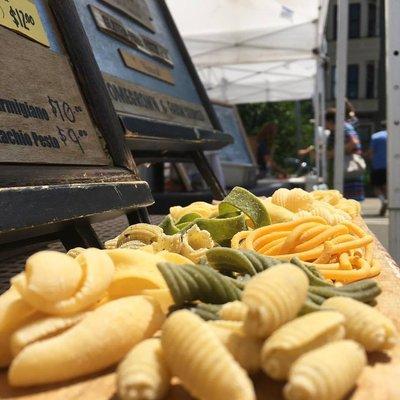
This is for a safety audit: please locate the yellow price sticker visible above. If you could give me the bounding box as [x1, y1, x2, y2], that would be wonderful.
[0, 0, 49, 47]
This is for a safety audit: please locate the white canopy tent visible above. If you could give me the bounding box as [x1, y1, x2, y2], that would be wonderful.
[166, 0, 329, 104]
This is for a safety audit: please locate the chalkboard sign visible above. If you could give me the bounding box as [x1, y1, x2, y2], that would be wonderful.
[0, 0, 153, 254]
[49, 0, 232, 199]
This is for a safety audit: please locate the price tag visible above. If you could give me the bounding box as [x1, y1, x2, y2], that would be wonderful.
[0, 0, 49, 47]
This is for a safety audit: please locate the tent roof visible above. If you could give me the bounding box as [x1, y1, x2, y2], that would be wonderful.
[166, 0, 328, 103]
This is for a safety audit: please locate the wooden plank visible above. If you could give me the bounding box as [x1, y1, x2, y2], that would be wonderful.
[0, 26, 109, 166]
[0, 218, 399, 399]
[119, 49, 174, 85]
[100, 0, 155, 32]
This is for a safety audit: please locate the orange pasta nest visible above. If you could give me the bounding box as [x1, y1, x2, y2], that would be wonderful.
[231, 216, 380, 283]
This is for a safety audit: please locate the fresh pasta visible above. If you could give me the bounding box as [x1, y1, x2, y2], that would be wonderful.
[261, 311, 345, 380]
[219, 301, 249, 322]
[208, 320, 263, 373]
[323, 296, 399, 351]
[284, 340, 367, 400]
[242, 264, 309, 338]
[117, 338, 170, 400]
[161, 310, 255, 400]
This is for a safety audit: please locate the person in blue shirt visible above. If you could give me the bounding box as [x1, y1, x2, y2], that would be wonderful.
[369, 129, 388, 216]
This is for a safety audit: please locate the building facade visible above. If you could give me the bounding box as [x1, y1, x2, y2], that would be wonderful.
[325, 0, 384, 141]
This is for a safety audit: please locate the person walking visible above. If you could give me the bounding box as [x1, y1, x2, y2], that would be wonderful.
[325, 108, 366, 201]
[369, 129, 388, 216]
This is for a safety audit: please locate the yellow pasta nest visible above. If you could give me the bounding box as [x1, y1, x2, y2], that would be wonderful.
[323, 297, 399, 351]
[117, 338, 170, 400]
[242, 264, 309, 338]
[284, 340, 367, 400]
[261, 311, 345, 380]
[161, 310, 255, 400]
[233, 217, 379, 283]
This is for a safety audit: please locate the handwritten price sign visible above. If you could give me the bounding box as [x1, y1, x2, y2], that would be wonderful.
[0, 0, 49, 46]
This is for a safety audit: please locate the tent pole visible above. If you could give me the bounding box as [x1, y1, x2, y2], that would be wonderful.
[319, 59, 328, 183]
[295, 100, 302, 150]
[313, 78, 321, 178]
[385, 0, 400, 263]
[334, 0, 348, 192]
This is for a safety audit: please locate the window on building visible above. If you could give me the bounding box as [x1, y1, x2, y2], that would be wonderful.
[332, 3, 361, 40]
[366, 62, 375, 98]
[347, 64, 359, 99]
[368, 2, 377, 37]
[349, 3, 361, 38]
[333, 5, 337, 40]
[331, 65, 336, 99]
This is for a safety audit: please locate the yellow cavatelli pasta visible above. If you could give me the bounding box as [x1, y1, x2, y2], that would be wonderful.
[271, 188, 290, 208]
[208, 320, 263, 373]
[117, 338, 170, 400]
[284, 340, 367, 400]
[12, 249, 115, 316]
[161, 310, 255, 400]
[242, 264, 309, 338]
[10, 313, 87, 356]
[9, 296, 164, 386]
[261, 311, 345, 380]
[323, 297, 399, 351]
[219, 301, 249, 321]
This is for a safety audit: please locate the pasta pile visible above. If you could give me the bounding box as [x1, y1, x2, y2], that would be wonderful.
[267, 188, 361, 224]
[232, 216, 380, 283]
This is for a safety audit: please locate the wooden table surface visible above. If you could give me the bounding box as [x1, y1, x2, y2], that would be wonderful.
[1, 219, 400, 400]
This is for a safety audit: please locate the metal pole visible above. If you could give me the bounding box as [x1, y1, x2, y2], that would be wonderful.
[319, 59, 328, 183]
[334, 0, 349, 192]
[295, 100, 302, 150]
[313, 79, 321, 178]
[385, 0, 400, 263]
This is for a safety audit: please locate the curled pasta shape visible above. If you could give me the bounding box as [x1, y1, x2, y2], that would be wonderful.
[180, 225, 215, 262]
[170, 201, 218, 221]
[208, 320, 263, 373]
[323, 296, 399, 351]
[12, 249, 115, 316]
[261, 311, 345, 380]
[284, 340, 367, 400]
[161, 310, 255, 400]
[219, 301, 249, 322]
[285, 188, 314, 212]
[242, 264, 309, 338]
[117, 338, 170, 400]
[117, 224, 164, 247]
[11, 312, 87, 356]
[157, 262, 241, 305]
[9, 296, 164, 387]
[66, 247, 85, 258]
[271, 188, 290, 207]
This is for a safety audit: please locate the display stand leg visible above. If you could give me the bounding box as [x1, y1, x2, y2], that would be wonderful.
[59, 221, 102, 250]
[191, 151, 226, 200]
[127, 208, 151, 225]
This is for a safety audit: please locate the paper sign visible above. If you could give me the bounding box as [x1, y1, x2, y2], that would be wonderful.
[0, 0, 49, 46]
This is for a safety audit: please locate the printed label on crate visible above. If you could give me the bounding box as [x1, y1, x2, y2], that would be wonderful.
[0, 0, 49, 46]
[0, 26, 110, 165]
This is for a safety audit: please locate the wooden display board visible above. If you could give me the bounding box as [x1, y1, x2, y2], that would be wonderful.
[48, 0, 232, 199]
[0, 0, 153, 257]
[0, 219, 399, 399]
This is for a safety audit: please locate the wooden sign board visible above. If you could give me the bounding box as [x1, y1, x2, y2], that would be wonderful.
[100, 0, 154, 32]
[119, 49, 174, 84]
[0, 26, 109, 166]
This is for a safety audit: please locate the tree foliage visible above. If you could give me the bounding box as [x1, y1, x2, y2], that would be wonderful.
[237, 100, 314, 167]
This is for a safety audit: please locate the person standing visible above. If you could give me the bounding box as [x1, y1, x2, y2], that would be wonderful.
[325, 108, 366, 201]
[369, 129, 388, 216]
